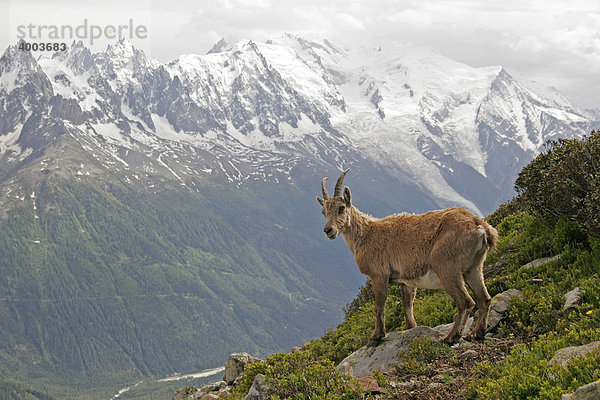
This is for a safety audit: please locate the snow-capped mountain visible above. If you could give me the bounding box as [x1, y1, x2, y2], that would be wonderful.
[0, 35, 596, 214]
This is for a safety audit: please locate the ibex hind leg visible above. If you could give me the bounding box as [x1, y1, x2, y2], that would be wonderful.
[464, 255, 491, 340]
[440, 276, 475, 345]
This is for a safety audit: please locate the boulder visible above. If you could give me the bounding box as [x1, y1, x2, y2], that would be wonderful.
[337, 326, 444, 377]
[562, 381, 600, 400]
[549, 341, 600, 370]
[564, 288, 582, 310]
[487, 289, 523, 331]
[224, 352, 255, 385]
[244, 373, 268, 400]
[522, 255, 561, 269]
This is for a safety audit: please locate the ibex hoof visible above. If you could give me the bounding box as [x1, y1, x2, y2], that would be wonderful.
[464, 329, 486, 342]
[367, 333, 384, 346]
[441, 335, 460, 345]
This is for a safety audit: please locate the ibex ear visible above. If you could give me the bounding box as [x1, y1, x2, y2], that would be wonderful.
[316, 196, 325, 206]
[343, 187, 351, 206]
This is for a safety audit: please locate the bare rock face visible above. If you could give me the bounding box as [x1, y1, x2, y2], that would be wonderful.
[244, 373, 268, 400]
[338, 326, 445, 377]
[224, 352, 256, 385]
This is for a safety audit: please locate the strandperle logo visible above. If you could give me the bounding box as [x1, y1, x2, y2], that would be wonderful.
[16, 19, 148, 45]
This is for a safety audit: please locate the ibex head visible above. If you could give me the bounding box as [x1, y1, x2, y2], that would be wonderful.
[316, 169, 352, 240]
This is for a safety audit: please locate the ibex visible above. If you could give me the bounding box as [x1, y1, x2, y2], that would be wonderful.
[317, 169, 497, 345]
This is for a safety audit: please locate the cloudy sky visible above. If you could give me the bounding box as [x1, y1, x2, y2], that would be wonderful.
[1, 0, 599, 108]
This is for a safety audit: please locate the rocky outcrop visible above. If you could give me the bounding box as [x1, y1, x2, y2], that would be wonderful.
[245, 373, 268, 400]
[224, 352, 257, 385]
[172, 381, 231, 400]
[173, 386, 201, 400]
[338, 326, 445, 377]
[338, 289, 521, 377]
[172, 352, 259, 400]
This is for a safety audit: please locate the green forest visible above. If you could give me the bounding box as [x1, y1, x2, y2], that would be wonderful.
[0, 175, 356, 399]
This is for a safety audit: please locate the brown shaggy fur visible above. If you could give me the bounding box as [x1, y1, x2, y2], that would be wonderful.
[317, 171, 498, 345]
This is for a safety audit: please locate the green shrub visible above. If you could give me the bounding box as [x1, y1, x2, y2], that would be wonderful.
[303, 304, 374, 364]
[486, 195, 525, 227]
[471, 324, 600, 400]
[228, 350, 365, 400]
[515, 131, 600, 237]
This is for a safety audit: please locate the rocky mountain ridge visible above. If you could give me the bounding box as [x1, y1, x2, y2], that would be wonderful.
[1, 35, 597, 214]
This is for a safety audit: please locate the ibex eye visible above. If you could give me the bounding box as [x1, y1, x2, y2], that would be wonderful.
[338, 206, 345, 214]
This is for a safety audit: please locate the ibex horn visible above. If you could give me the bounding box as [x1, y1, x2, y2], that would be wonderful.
[321, 177, 330, 199]
[334, 168, 350, 197]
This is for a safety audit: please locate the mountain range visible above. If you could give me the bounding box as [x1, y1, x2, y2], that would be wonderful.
[0, 34, 597, 398]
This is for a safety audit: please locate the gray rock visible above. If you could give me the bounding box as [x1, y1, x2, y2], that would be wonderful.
[491, 289, 523, 314]
[337, 288, 525, 378]
[245, 373, 268, 400]
[432, 317, 473, 337]
[486, 310, 503, 331]
[217, 386, 231, 397]
[562, 381, 600, 400]
[549, 341, 600, 370]
[564, 288, 582, 310]
[172, 386, 201, 400]
[200, 381, 227, 394]
[337, 326, 445, 377]
[487, 289, 523, 331]
[225, 352, 255, 385]
[522, 255, 561, 270]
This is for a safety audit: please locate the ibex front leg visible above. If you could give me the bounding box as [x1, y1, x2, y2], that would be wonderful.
[368, 276, 389, 346]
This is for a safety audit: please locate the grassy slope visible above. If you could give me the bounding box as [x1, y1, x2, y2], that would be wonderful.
[221, 210, 600, 400]
[222, 133, 600, 400]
